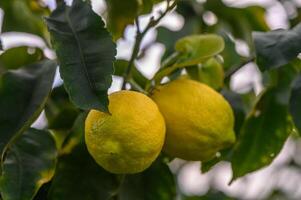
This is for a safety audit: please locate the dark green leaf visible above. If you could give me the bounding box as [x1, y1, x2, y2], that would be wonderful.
[222, 90, 247, 135]
[48, 114, 119, 200]
[253, 23, 301, 71]
[0, 0, 49, 39]
[46, 0, 116, 112]
[114, 59, 148, 88]
[0, 46, 43, 70]
[290, 74, 301, 133]
[0, 60, 56, 159]
[0, 128, 57, 200]
[230, 64, 296, 180]
[45, 86, 80, 131]
[119, 158, 176, 200]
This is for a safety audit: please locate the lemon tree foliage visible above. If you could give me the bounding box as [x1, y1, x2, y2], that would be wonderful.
[290, 75, 301, 133]
[0, 0, 49, 39]
[1, 0, 301, 200]
[0, 129, 57, 200]
[253, 23, 301, 71]
[0, 60, 56, 158]
[0, 46, 43, 70]
[46, 0, 116, 112]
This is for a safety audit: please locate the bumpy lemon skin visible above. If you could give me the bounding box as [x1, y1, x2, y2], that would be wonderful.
[85, 90, 166, 174]
[151, 79, 235, 161]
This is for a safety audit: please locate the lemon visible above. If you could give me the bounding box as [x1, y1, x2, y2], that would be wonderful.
[151, 79, 235, 161]
[85, 90, 165, 174]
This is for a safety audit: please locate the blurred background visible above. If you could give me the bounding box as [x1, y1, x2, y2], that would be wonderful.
[1, 0, 301, 199]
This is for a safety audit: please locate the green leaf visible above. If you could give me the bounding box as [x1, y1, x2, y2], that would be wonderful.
[0, 128, 57, 200]
[187, 58, 224, 90]
[48, 114, 119, 200]
[46, 0, 116, 112]
[0, 46, 43, 70]
[154, 34, 224, 83]
[156, 18, 200, 59]
[290, 74, 301, 133]
[230, 65, 296, 180]
[253, 23, 301, 71]
[114, 59, 148, 89]
[0, 0, 49, 39]
[222, 90, 247, 135]
[105, 0, 139, 40]
[220, 33, 244, 70]
[45, 86, 80, 131]
[0, 60, 56, 159]
[175, 34, 225, 68]
[119, 158, 176, 200]
[105, 0, 163, 40]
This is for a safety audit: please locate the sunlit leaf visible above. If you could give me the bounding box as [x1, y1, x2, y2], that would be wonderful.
[0, 60, 56, 159]
[175, 34, 225, 68]
[0, 128, 57, 200]
[46, 0, 116, 112]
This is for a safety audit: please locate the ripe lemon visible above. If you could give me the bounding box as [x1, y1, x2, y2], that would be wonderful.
[151, 79, 235, 161]
[85, 90, 166, 174]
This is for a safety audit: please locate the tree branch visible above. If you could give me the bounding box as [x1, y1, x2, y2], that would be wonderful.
[121, 1, 178, 89]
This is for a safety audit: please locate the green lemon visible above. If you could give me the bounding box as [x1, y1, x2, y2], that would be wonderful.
[151, 78, 235, 161]
[85, 90, 166, 174]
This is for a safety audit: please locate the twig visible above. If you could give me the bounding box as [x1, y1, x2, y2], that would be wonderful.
[121, 0, 178, 89]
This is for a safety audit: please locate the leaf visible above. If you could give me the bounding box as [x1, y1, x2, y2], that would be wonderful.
[221, 90, 247, 135]
[156, 18, 200, 59]
[290, 74, 301, 133]
[0, 46, 43, 70]
[0, 60, 56, 159]
[119, 158, 176, 200]
[0, 128, 57, 200]
[46, 0, 116, 112]
[253, 23, 301, 71]
[230, 64, 296, 180]
[154, 34, 224, 83]
[220, 33, 244, 70]
[0, 0, 49, 39]
[175, 34, 225, 68]
[186, 58, 224, 90]
[114, 59, 148, 88]
[105, 0, 163, 40]
[105, 0, 139, 40]
[45, 86, 80, 131]
[48, 114, 119, 200]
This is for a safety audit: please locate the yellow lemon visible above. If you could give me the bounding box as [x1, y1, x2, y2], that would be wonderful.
[85, 90, 165, 174]
[151, 79, 235, 161]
